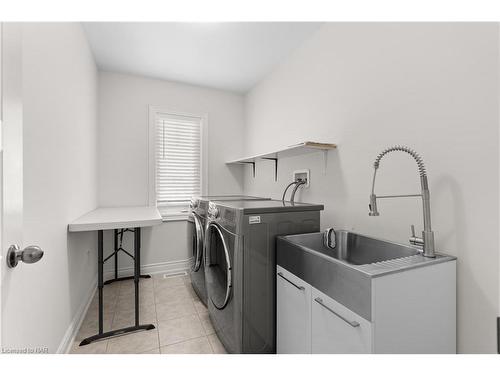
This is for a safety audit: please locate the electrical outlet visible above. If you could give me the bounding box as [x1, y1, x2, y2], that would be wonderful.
[293, 169, 310, 187]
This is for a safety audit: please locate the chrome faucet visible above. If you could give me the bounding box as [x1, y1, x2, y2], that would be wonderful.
[368, 145, 436, 258]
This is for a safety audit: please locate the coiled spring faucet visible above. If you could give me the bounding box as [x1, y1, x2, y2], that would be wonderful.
[369, 145, 435, 258]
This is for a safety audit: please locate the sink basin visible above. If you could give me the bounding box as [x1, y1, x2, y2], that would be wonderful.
[277, 230, 455, 321]
[285, 230, 421, 265]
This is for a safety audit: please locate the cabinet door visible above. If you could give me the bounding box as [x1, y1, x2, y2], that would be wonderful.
[311, 288, 372, 354]
[276, 266, 311, 353]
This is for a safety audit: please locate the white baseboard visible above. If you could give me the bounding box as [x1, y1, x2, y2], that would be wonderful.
[104, 258, 193, 280]
[57, 276, 97, 354]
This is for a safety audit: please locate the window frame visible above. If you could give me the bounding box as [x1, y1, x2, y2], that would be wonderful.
[148, 106, 208, 221]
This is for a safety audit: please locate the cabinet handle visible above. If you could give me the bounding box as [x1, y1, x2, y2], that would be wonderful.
[277, 272, 305, 291]
[314, 297, 360, 327]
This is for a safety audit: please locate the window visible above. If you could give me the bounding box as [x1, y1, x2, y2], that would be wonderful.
[149, 108, 206, 219]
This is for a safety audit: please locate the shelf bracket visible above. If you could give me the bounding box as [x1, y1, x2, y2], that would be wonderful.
[240, 161, 256, 177]
[323, 150, 328, 175]
[262, 157, 278, 181]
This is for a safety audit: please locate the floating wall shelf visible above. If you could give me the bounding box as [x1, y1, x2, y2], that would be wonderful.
[226, 141, 337, 180]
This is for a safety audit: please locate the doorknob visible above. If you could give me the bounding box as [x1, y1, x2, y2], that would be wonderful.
[6, 244, 44, 268]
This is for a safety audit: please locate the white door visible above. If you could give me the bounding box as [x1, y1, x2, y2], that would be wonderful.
[311, 287, 372, 354]
[1, 23, 43, 352]
[276, 266, 311, 354]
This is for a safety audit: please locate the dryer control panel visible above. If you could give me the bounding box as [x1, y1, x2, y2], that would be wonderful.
[207, 201, 219, 219]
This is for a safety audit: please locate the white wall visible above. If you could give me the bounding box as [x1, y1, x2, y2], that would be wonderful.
[98, 72, 244, 273]
[242, 23, 499, 353]
[2, 23, 98, 353]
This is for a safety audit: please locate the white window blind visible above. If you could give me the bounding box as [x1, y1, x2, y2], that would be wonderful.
[156, 112, 202, 210]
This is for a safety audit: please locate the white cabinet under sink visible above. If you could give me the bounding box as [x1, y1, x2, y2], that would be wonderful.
[276, 262, 456, 354]
[276, 267, 311, 353]
[311, 288, 372, 353]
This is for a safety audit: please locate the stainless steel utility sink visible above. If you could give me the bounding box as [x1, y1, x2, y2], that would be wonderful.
[285, 230, 421, 265]
[276, 230, 455, 321]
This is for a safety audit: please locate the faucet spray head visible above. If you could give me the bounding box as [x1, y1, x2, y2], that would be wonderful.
[369, 194, 379, 216]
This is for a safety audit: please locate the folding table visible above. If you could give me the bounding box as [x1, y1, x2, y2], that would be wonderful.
[68, 206, 162, 346]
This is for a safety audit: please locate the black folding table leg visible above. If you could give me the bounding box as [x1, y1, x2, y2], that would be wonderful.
[98, 230, 104, 335]
[104, 274, 151, 284]
[79, 227, 155, 347]
[114, 229, 118, 280]
[103, 227, 151, 285]
[134, 227, 140, 326]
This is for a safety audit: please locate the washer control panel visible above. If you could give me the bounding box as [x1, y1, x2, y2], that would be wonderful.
[189, 197, 199, 210]
[207, 202, 220, 219]
[207, 202, 237, 233]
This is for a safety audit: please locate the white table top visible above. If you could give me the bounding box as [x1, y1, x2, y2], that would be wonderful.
[68, 206, 163, 232]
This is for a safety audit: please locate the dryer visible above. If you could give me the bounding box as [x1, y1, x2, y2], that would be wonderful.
[187, 195, 269, 305]
[204, 199, 323, 353]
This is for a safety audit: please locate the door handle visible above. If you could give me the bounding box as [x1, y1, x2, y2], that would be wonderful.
[277, 272, 305, 290]
[7, 244, 44, 268]
[314, 297, 360, 327]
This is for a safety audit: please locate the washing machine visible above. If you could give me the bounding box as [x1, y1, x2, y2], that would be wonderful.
[187, 195, 269, 305]
[204, 199, 323, 353]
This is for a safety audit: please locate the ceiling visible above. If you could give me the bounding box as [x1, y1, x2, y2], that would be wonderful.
[82, 22, 322, 93]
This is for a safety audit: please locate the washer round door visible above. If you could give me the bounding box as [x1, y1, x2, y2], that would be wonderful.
[191, 214, 204, 272]
[205, 222, 232, 310]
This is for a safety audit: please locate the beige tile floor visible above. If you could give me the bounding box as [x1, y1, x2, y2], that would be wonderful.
[70, 274, 227, 354]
